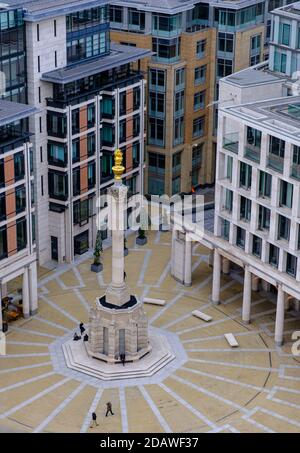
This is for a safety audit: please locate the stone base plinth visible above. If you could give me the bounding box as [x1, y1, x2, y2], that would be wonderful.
[62, 331, 175, 381]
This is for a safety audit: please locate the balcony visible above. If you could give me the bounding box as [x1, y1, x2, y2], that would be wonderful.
[223, 133, 239, 154]
[244, 144, 261, 163]
[291, 163, 300, 181]
[267, 153, 284, 173]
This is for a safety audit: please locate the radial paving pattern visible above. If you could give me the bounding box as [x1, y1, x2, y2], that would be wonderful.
[0, 231, 300, 433]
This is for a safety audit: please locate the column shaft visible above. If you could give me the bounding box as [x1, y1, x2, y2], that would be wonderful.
[29, 262, 38, 315]
[275, 286, 285, 346]
[242, 267, 251, 324]
[184, 237, 192, 286]
[22, 267, 30, 318]
[212, 249, 221, 305]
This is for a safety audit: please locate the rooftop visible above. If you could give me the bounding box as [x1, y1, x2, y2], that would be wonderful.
[271, 1, 300, 19]
[221, 62, 287, 88]
[41, 43, 152, 85]
[223, 95, 300, 142]
[0, 100, 39, 126]
[2, 0, 109, 21]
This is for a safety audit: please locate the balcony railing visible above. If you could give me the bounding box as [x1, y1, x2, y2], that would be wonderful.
[267, 153, 284, 173]
[291, 163, 300, 180]
[223, 133, 239, 154]
[244, 144, 261, 163]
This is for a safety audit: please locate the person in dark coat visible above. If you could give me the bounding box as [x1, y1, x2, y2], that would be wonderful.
[83, 333, 89, 342]
[73, 332, 81, 341]
[105, 401, 114, 417]
[79, 322, 85, 336]
[90, 412, 99, 428]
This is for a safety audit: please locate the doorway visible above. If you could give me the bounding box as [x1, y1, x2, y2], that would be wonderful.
[51, 236, 58, 261]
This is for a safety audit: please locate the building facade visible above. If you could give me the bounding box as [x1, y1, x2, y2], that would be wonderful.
[171, 1, 300, 347]
[109, 0, 290, 196]
[2, 0, 150, 265]
[0, 100, 39, 331]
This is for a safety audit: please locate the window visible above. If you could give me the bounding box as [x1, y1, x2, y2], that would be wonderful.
[279, 180, 293, 208]
[192, 144, 203, 169]
[274, 49, 287, 73]
[196, 39, 206, 57]
[149, 152, 165, 174]
[221, 218, 230, 240]
[240, 196, 251, 222]
[286, 253, 297, 277]
[37, 55, 40, 72]
[110, 5, 123, 23]
[236, 226, 246, 249]
[218, 33, 234, 52]
[87, 133, 95, 156]
[152, 37, 181, 62]
[133, 87, 140, 110]
[175, 68, 185, 87]
[279, 23, 290, 46]
[259, 171, 272, 198]
[149, 69, 165, 89]
[149, 91, 165, 115]
[258, 205, 270, 230]
[247, 126, 261, 148]
[37, 24, 40, 41]
[72, 109, 79, 135]
[194, 65, 206, 85]
[48, 171, 68, 200]
[16, 217, 27, 251]
[54, 19, 57, 37]
[0, 226, 7, 260]
[101, 152, 114, 179]
[153, 13, 181, 35]
[226, 155, 233, 181]
[250, 54, 260, 66]
[252, 235, 262, 257]
[67, 30, 108, 63]
[54, 50, 57, 67]
[38, 86, 41, 103]
[39, 116, 42, 133]
[133, 115, 140, 137]
[217, 58, 232, 78]
[193, 117, 204, 138]
[239, 162, 252, 189]
[269, 244, 279, 267]
[174, 117, 184, 145]
[224, 188, 233, 212]
[132, 142, 140, 168]
[128, 8, 145, 30]
[41, 175, 44, 196]
[149, 118, 164, 146]
[269, 136, 285, 158]
[194, 91, 205, 111]
[47, 112, 67, 138]
[278, 214, 290, 241]
[73, 198, 93, 225]
[0, 193, 5, 221]
[48, 142, 67, 167]
[87, 104, 95, 128]
[174, 90, 184, 113]
[88, 162, 96, 188]
[119, 119, 126, 143]
[14, 152, 24, 181]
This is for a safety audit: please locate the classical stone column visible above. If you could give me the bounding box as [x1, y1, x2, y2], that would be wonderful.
[29, 262, 38, 315]
[184, 236, 192, 286]
[222, 257, 230, 275]
[22, 267, 30, 318]
[212, 249, 221, 305]
[242, 267, 251, 324]
[251, 275, 260, 292]
[275, 286, 285, 346]
[208, 249, 214, 267]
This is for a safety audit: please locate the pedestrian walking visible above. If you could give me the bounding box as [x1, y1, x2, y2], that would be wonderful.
[79, 322, 85, 336]
[90, 412, 99, 428]
[105, 401, 114, 417]
[124, 271, 127, 281]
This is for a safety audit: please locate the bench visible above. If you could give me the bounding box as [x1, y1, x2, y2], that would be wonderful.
[143, 297, 166, 306]
[224, 333, 239, 348]
[192, 310, 212, 322]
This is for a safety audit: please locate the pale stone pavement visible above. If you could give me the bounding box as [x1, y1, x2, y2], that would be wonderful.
[0, 231, 300, 433]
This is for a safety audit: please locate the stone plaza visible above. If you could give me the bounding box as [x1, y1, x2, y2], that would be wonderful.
[0, 230, 300, 433]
